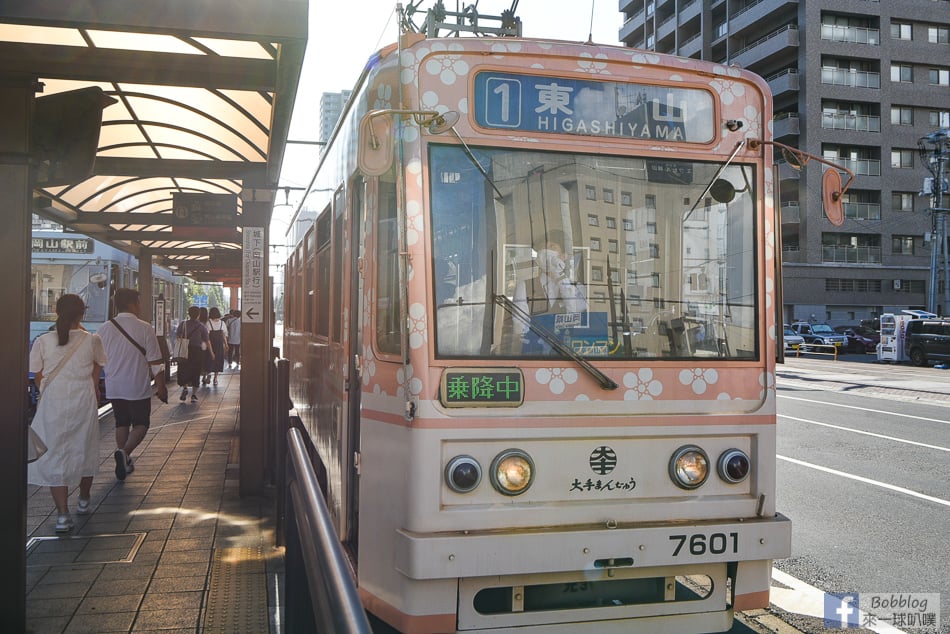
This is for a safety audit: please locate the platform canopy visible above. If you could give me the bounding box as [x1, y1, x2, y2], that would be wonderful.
[0, 0, 307, 283]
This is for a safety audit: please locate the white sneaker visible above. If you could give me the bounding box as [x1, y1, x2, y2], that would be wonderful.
[76, 498, 90, 515]
[55, 514, 73, 533]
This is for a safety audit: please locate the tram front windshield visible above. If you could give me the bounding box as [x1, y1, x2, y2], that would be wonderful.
[429, 145, 758, 360]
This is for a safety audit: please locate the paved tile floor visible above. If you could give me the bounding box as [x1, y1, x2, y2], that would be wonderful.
[25, 368, 283, 633]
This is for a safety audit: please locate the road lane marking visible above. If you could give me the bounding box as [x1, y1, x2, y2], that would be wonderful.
[777, 455, 950, 508]
[771, 568, 907, 634]
[778, 394, 950, 424]
[779, 415, 950, 452]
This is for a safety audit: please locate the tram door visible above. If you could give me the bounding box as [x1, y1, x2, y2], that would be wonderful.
[343, 178, 365, 550]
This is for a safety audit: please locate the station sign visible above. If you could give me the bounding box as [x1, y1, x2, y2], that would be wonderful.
[242, 227, 265, 323]
[172, 193, 239, 240]
[31, 236, 94, 253]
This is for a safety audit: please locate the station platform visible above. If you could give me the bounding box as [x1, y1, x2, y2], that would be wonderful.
[24, 367, 283, 633]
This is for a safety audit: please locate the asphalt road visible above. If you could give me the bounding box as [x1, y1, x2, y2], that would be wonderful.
[771, 354, 950, 633]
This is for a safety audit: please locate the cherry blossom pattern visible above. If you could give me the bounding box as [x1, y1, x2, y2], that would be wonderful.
[405, 198, 423, 247]
[759, 370, 775, 400]
[373, 83, 393, 111]
[396, 363, 424, 402]
[361, 343, 377, 387]
[489, 41, 522, 56]
[423, 42, 470, 86]
[577, 52, 610, 75]
[742, 104, 762, 140]
[710, 66, 746, 106]
[622, 369, 663, 400]
[679, 368, 719, 395]
[535, 367, 578, 395]
[408, 302, 427, 349]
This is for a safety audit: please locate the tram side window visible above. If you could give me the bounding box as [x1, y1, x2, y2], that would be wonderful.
[331, 189, 345, 342]
[315, 212, 331, 337]
[376, 180, 402, 354]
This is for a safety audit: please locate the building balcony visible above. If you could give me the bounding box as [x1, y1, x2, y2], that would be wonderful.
[834, 158, 881, 177]
[842, 202, 881, 221]
[820, 113, 881, 133]
[680, 32, 702, 57]
[820, 24, 880, 46]
[822, 245, 882, 264]
[678, 0, 701, 26]
[767, 69, 799, 96]
[619, 9, 646, 43]
[732, 25, 799, 69]
[730, 0, 799, 37]
[820, 68, 881, 89]
[773, 113, 800, 138]
[781, 245, 802, 262]
[657, 14, 677, 41]
[781, 202, 800, 224]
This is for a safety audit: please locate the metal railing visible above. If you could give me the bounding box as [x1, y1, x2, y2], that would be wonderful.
[284, 424, 373, 633]
[275, 355, 371, 634]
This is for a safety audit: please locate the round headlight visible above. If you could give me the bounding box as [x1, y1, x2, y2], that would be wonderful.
[490, 449, 534, 496]
[444, 455, 482, 493]
[718, 449, 751, 484]
[669, 445, 709, 489]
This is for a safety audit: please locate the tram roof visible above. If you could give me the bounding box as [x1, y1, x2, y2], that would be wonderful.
[0, 0, 307, 283]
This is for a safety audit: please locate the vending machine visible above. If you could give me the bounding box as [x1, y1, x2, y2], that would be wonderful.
[877, 310, 936, 362]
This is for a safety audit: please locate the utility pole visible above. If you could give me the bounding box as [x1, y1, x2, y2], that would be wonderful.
[920, 129, 950, 316]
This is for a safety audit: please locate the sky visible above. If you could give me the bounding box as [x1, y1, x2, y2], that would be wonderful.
[272, 0, 625, 238]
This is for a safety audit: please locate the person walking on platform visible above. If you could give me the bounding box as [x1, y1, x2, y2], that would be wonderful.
[227, 309, 241, 369]
[177, 306, 210, 403]
[206, 307, 229, 385]
[28, 294, 107, 532]
[97, 288, 168, 481]
[198, 306, 212, 385]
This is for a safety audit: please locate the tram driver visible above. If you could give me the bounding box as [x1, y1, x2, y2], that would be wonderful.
[513, 234, 588, 354]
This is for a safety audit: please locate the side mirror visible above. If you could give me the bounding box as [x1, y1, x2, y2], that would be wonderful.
[358, 112, 395, 176]
[822, 168, 845, 227]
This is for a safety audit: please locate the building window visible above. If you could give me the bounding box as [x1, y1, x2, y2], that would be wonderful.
[651, 272, 661, 287]
[623, 219, 634, 231]
[821, 233, 882, 263]
[929, 27, 949, 44]
[890, 150, 914, 169]
[621, 191, 632, 206]
[931, 110, 950, 127]
[625, 241, 636, 256]
[890, 64, 913, 83]
[649, 243, 660, 259]
[892, 235, 915, 255]
[892, 192, 914, 212]
[608, 239, 619, 254]
[647, 222, 657, 234]
[606, 217, 617, 229]
[645, 194, 656, 209]
[928, 68, 950, 86]
[591, 266, 604, 282]
[603, 189, 614, 204]
[590, 237, 601, 251]
[890, 106, 914, 126]
[890, 23, 912, 40]
[588, 213, 599, 226]
[585, 185, 596, 200]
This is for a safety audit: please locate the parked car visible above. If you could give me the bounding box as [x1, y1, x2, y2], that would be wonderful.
[833, 325, 880, 354]
[783, 325, 805, 351]
[789, 322, 848, 350]
[905, 319, 950, 366]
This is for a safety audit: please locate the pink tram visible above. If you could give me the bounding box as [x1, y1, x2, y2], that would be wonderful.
[283, 11, 799, 634]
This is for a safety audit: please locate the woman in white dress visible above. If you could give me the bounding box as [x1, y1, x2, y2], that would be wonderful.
[28, 294, 107, 533]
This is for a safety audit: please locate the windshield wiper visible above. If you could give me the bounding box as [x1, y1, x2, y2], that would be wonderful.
[493, 294, 617, 390]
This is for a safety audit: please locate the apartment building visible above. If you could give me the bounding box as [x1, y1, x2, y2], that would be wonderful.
[319, 90, 352, 148]
[619, 0, 950, 325]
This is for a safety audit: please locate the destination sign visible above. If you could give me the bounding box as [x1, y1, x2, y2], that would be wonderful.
[473, 72, 713, 143]
[31, 237, 94, 254]
[441, 369, 524, 408]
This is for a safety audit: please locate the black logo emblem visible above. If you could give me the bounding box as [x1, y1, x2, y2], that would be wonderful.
[589, 446, 617, 475]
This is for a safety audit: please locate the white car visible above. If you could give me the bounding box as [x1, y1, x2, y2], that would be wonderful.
[783, 325, 805, 351]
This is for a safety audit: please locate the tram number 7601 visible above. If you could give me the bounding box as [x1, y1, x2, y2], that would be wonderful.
[669, 532, 739, 557]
